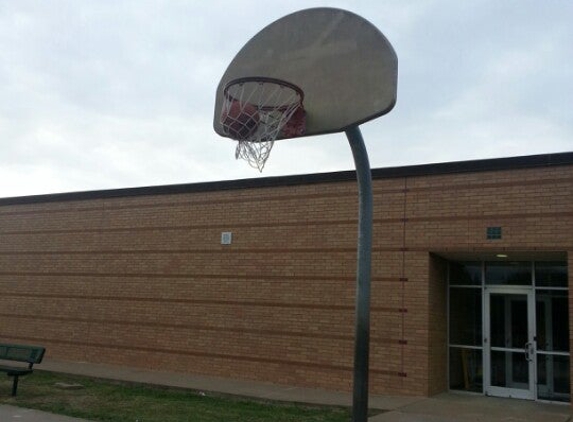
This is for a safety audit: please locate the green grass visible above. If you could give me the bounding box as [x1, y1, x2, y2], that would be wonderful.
[0, 371, 351, 421]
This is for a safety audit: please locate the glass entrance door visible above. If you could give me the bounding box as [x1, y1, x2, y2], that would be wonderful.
[484, 287, 535, 399]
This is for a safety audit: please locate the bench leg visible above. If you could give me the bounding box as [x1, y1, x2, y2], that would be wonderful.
[11, 375, 19, 396]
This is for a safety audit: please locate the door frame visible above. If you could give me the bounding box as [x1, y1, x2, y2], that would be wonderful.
[483, 286, 536, 400]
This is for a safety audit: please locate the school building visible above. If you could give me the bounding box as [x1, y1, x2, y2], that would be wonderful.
[0, 151, 571, 403]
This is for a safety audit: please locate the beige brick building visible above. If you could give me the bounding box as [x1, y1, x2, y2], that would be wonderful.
[0, 152, 571, 403]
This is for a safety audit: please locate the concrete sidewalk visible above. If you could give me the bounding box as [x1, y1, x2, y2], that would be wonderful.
[0, 404, 90, 421]
[368, 393, 571, 421]
[2, 359, 570, 422]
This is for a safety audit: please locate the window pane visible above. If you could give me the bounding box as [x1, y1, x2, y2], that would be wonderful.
[449, 347, 483, 393]
[537, 354, 570, 402]
[535, 262, 568, 288]
[490, 350, 529, 389]
[449, 287, 482, 346]
[449, 262, 481, 286]
[490, 294, 528, 349]
[485, 262, 531, 285]
[536, 290, 570, 353]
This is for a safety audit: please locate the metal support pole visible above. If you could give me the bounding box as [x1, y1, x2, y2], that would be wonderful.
[345, 125, 373, 422]
[11, 375, 19, 396]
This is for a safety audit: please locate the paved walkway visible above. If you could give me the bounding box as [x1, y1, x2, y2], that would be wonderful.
[0, 404, 89, 421]
[1, 359, 570, 421]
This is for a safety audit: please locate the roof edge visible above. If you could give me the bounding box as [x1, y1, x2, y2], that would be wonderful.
[371, 151, 573, 178]
[1, 151, 571, 206]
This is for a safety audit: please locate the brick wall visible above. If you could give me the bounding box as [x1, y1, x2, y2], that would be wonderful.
[428, 254, 448, 395]
[0, 155, 571, 397]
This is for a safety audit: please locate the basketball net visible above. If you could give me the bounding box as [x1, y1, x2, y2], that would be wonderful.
[220, 77, 305, 172]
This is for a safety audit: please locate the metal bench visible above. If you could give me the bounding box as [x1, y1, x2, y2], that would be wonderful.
[0, 343, 46, 396]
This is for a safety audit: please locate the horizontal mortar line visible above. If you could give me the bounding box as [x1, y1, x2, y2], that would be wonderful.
[402, 210, 572, 223]
[428, 245, 573, 253]
[387, 244, 569, 254]
[0, 219, 361, 235]
[0, 248, 361, 255]
[372, 188, 410, 195]
[405, 176, 573, 193]
[0, 191, 360, 217]
[2, 208, 570, 237]
[0, 271, 401, 283]
[0, 271, 356, 282]
[0, 293, 403, 313]
[0, 206, 105, 217]
[0, 246, 409, 255]
[4, 334, 403, 377]
[0, 313, 403, 344]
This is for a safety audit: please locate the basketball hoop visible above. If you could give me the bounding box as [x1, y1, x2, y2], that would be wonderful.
[214, 10, 398, 421]
[220, 77, 305, 171]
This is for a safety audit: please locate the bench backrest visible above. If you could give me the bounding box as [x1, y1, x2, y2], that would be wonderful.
[0, 344, 45, 364]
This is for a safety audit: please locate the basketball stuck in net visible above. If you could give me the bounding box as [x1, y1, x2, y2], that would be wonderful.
[220, 77, 305, 171]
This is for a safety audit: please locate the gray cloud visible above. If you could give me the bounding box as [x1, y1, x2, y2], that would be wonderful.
[0, 0, 571, 198]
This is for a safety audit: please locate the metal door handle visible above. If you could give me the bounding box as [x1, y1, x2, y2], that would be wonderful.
[524, 342, 533, 362]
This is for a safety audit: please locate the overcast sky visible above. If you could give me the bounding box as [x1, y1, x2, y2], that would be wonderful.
[1, 0, 572, 198]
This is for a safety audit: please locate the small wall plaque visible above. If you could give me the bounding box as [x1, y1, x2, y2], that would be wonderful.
[221, 232, 232, 245]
